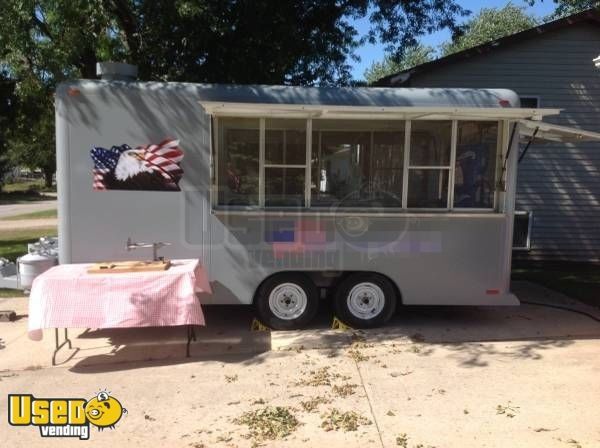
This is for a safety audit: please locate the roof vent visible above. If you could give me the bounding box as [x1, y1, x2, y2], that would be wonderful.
[594, 55, 600, 68]
[96, 62, 138, 81]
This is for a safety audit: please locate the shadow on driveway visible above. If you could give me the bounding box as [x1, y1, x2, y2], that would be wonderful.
[60, 281, 600, 373]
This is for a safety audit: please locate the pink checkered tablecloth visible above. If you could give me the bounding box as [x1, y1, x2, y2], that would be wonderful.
[28, 259, 211, 341]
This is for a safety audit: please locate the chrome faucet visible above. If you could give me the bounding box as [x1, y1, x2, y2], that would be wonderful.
[126, 237, 171, 261]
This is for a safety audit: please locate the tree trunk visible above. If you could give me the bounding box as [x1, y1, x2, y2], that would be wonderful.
[43, 168, 54, 188]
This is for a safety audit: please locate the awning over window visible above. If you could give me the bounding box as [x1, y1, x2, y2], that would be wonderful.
[199, 101, 560, 121]
[519, 119, 600, 142]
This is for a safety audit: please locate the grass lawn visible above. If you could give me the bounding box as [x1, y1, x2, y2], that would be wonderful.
[513, 264, 600, 308]
[0, 190, 52, 205]
[0, 288, 25, 298]
[1, 209, 57, 221]
[0, 227, 57, 262]
[0, 180, 56, 204]
[0, 227, 56, 298]
[3, 180, 45, 193]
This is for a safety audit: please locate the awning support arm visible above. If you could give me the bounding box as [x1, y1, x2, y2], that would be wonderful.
[518, 126, 539, 163]
[503, 122, 517, 170]
[499, 123, 518, 192]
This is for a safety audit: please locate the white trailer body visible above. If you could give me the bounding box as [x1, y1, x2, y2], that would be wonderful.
[55, 81, 600, 328]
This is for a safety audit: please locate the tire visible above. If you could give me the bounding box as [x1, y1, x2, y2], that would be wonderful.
[254, 273, 319, 330]
[333, 272, 397, 329]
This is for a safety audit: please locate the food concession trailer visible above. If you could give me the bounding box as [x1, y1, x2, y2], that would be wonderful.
[55, 80, 600, 329]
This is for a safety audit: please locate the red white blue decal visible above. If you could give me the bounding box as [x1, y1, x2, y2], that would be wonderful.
[91, 139, 184, 191]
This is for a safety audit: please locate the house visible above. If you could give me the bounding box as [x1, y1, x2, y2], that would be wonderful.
[376, 8, 600, 263]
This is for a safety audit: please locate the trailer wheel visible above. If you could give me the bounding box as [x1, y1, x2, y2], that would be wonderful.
[254, 273, 319, 330]
[333, 273, 397, 329]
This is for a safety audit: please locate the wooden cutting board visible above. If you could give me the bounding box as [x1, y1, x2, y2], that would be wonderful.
[87, 260, 171, 274]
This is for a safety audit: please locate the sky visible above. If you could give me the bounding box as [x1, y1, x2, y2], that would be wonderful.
[350, 0, 558, 80]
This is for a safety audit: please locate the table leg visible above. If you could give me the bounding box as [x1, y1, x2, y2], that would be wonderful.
[65, 328, 72, 349]
[52, 328, 72, 366]
[186, 325, 197, 357]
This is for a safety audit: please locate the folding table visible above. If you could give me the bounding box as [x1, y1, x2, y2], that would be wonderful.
[28, 259, 211, 364]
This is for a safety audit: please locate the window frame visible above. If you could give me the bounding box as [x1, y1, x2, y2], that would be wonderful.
[451, 120, 502, 212]
[213, 116, 261, 209]
[212, 116, 503, 213]
[261, 118, 310, 208]
[310, 121, 406, 209]
[519, 96, 540, 109]
[404, 120, 455, 211]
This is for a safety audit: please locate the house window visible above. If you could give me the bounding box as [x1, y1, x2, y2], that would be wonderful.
[311, 120, 405, 208]
[217, 117, 260, 206]
[453, 121, 499, 209]
[407, 121, 452, 208]
[519, 97, 539, 108]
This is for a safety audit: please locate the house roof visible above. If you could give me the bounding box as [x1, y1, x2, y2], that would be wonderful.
[375, 8, 600, 87]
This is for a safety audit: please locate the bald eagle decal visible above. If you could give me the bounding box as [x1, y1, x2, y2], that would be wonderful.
[91, 139, 184, 191]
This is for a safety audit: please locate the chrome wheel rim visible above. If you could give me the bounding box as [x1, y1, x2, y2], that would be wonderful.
[268, 283, 308, 320]
[347, 282, 385, 319]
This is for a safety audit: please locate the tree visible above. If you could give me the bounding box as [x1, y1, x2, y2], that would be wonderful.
[364, 4, 536, 84]
[531, 0, 600, 18]
[1, 1, 115, 186]
[441, 3, 537, 56]
[0, 1, 468, 185]
[364, 45, 435, 85]
[0, 1, 472, 86]
[7, 86, 56, 188]
[0, 73, 16, 191]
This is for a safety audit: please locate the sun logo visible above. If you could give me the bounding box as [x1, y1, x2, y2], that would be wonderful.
[84, 390, 127, 431]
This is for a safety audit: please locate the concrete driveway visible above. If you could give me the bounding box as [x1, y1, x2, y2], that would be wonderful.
[0, 199, 56, 219]
[1, 281, 599, 447]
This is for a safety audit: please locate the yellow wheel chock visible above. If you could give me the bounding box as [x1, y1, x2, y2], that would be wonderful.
[251, 318, 271, 332]
[331, 316, 353, 331]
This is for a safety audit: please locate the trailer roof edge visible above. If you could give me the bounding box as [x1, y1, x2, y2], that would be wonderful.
[56, 81, 524, 110]
[198, 102, 560, 121]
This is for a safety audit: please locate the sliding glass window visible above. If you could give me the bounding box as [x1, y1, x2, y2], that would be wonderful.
[214, 116, 500, 211]
[407, 121, 452, 208]
[217, 117, 260, 206]
[311, 120, 405, 208]
[453, 121, 499, 209]
[264, 119, 307, 207]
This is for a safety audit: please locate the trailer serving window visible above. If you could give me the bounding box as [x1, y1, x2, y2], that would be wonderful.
[214, 117, 503, 212]
[454, 121, 499, 209]
[407, 121, 452, 208]
[311, 120, 405, 208]
[264, 119, 307, 207]
[217, 117, 260, 206]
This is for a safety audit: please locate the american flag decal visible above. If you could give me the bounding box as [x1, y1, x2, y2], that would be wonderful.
[138, 139, 184, 186]
[91, 139, 185, 191]
[91, 144, 125, 190]
[266, 219, 333, 259]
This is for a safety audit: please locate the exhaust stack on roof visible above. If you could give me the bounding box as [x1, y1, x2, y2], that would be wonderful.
[96, 62, 138, 81]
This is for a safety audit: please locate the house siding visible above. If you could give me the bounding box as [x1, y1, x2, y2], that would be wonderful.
[404, 22, 600, 262]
